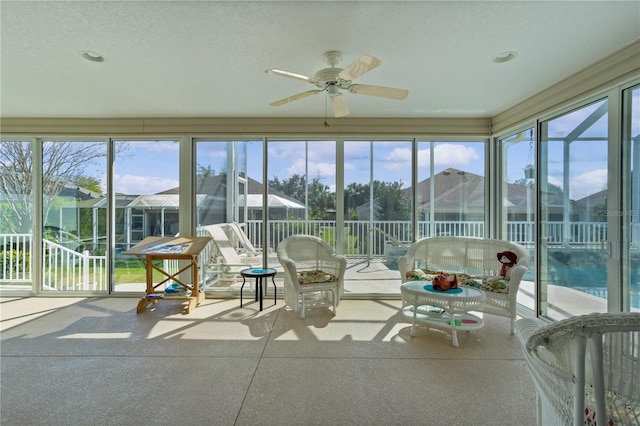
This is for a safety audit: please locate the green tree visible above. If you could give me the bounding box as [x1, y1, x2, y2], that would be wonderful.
[0, 141, 125, 234]
[344, 182, 369, 217]
[196, 164, 216, 180]
[73, 176, 102, 194]
[592, 196, 608, 222]
[373, 181, 411, 220]
[307, 177, 335, 219]
[269, 174, 307, 201]
[513, 177, 534, 188]
[269, 173, 336, 220]
[344, 180, 410, 221]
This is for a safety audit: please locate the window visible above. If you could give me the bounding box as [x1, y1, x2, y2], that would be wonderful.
[416, 140, 486, 238]
[622, 84, 640, 311]
[0, 140, 33, 289]
[41, 140, 107, 292]
[539, 99, 609, 319]
[499, 129, 536, 312]
[112, 140, 179, 293]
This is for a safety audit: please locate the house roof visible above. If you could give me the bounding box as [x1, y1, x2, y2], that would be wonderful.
[239, 194, 305, 210]
[413, 168, 586, 214]
[161, 174, 305, 207]
[414, 168, 486, 212]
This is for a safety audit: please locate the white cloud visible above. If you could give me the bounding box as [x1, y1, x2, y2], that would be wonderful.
[432, 143, 480, 166]
[115, 174, 179, 195]
[127, 140, 180, 153]
[571, 169, 607, 199]
[341, 143, 482, 180]
[286, 158, 336, 182]
[383, 147, 412, 170]
[546, 168, 607, 199]
[547, 175, 563, 189]
[285, 158, 306, 176]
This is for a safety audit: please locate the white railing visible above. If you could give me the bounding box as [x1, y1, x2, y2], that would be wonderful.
[244, 220, 611, 254]
[42, 240, 108, 291]
[0, 220, 623, 290]
[1, 233, 31, 282]
[1, 234, 108, 290]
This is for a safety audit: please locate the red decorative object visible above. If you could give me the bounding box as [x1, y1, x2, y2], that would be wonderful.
[432, 272, 458, 291]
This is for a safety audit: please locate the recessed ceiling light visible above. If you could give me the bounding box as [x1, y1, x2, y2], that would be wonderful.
[492, 51, 517, 63]
[80, 51, 106, 63]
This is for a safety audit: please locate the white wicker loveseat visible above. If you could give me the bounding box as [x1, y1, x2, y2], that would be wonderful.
[398, 236, 531, 334]
[516, 313, 640, 426]
[276, 235, 347, 319]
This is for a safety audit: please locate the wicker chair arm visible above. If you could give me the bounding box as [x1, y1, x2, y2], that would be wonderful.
[525, 312, 640, 352]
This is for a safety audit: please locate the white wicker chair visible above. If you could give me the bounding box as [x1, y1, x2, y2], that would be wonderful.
[276, 235, 346, 319]
[516, 312, 640, 426]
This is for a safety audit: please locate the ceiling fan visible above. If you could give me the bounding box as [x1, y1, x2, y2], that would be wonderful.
[265, 51, 409, 117]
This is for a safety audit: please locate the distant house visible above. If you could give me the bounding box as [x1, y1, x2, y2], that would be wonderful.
[411, 167, 591, 222]
[413, 168, 486, 221]
[49, 174, 305, 249]
[576, 190, 607, 221]
[160, 174, 305, 224]
[46, 170, 604, 249]
[345, 167, 596, 223]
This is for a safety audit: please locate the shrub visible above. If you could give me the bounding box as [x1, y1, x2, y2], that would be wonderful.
[1, 249, 30, 278]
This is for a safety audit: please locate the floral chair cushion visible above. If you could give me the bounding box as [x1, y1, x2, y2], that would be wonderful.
[297, 269, 338, 285]
[406, 268, 510, 294]
[462, 278, 509, 294]
[584, 385, 639, 425]
[405, 269, 436, 281]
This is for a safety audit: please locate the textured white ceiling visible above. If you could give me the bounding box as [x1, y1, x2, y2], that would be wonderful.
[1, 1, 639, 119]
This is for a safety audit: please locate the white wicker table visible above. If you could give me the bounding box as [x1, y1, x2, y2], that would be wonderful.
[400, 281, 486, 347]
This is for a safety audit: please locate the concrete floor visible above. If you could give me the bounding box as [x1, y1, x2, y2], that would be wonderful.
[1, 296, 536, 426]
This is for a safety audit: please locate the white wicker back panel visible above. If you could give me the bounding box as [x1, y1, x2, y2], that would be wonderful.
[277, 235, 342, 276]
[408, 237, 530, 274]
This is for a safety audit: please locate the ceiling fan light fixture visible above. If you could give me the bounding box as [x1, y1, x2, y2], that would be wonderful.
[327, 84, 340, 96]
[492, 51, 517, 63]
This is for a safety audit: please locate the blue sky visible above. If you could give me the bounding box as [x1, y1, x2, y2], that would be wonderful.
[112, 137, 600, 200]
[108, 89, 638, 200]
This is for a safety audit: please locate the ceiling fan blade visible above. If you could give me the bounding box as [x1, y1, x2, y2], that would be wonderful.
[338, 55, 382, 81]
[265, 68, 314, 83]
[349, 84, 408, 100]
[270, 90, 323, 107]
[330, 93, 349, 117]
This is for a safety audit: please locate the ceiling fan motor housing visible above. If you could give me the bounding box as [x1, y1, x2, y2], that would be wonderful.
[313, 67, 350, 90]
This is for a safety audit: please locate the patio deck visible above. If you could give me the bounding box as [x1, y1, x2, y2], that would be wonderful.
[112, 255, 624, 322]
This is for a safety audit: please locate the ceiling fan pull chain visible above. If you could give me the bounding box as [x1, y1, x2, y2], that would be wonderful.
[324, 94, 330, 127]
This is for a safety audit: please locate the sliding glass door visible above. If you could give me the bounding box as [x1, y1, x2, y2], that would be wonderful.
[622, 84, 640, 312]
[499, 129, 536, 312]
[343, 140, 412, 294]
[194, 140, 264, 293]
[416, 140, 486, 239]
[41, 140, 108, 292]
[112, 140, 180, 293]
[539, 99, 610, 319]
[267, 140, 336, 249]
[0, 140, 33, 290]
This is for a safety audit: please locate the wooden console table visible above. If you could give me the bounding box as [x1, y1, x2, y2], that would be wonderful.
[124, 236, 212, 314]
